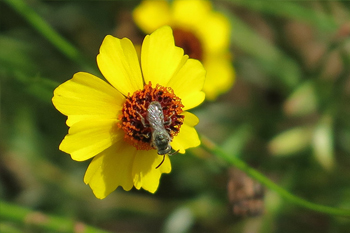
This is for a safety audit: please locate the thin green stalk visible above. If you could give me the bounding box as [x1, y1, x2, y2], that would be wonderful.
[200, 135, 350, 217]
[0, 200, 111, 233]
[4, 0, 93, 72]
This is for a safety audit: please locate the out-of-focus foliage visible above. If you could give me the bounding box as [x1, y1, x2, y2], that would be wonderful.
[1, 0, 350, 232]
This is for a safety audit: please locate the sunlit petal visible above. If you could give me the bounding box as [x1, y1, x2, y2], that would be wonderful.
[59, 119, 123, 161]
[132, 149, 171, 193]
[84, 142, 135, 199]
[167, 58, 206, 110]
[172, 111, 200, 153]
[181, 91, 205, 111]
[52, 72, 124, 126]
[141, 26, 187, 87]
[97, 36, 143, 96]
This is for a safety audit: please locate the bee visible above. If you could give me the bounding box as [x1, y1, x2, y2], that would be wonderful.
[138, 101, 178, 168]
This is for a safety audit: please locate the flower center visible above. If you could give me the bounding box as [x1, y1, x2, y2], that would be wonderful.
[119, 82, 184, 150]
[173, 28, 203, 61]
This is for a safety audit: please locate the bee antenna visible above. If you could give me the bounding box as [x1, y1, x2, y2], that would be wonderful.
[156, 155, 166, 169]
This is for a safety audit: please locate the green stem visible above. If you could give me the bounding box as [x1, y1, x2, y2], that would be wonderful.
[4, 0, 93, 72]
[200, 135, 350, 217]
[0, 200, 110, 233]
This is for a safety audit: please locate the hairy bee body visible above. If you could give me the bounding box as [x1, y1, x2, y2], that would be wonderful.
[138, 101, 178, 168]
[146, 101, 172, 155]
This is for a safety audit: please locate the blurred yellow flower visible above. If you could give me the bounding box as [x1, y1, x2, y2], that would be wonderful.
[52, 26, 206, 199]
[133, 0, 235, 100]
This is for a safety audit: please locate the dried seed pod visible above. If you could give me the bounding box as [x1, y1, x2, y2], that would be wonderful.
[227, 168, 265, 217]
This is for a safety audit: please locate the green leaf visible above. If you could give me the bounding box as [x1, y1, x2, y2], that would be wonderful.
[312, 115, 335, 171]
[163, 207, 194, 233]
[221, 124, 252, 157]
[4, 0, 95, 72]
[269, 126, 313, 156]
[284, 81, 318, 117]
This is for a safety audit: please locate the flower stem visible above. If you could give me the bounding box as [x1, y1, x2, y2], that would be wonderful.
[4, 0, 93, 72]
[200, 134, 350, 217]
[0, 199, 110, 233]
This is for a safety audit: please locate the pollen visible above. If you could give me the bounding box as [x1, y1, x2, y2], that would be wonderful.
[119, 82, 184, 150]
[173, 28, 203, 61]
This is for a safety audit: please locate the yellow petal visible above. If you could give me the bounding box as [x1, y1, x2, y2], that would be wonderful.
[141, 26, 188, 87]
[181, 91, 205, 111]
[172, 0, 211, 28]
[97, 35, 143, 96]
[83, 152, 102, 185]
[196, 12, 230, 53]
[133, 0, 171, 33]
[182, 111, 200, 126]
[171, 111, 200, 153]
[84, 143, 135, 199]
[132, 149, 171, 193]
[52, 72, 124, 127]
[167, 58, 206, 110]
[171, 0, 230, 53]
[59, 119, 123, 161]
[203, 54, 235, 100]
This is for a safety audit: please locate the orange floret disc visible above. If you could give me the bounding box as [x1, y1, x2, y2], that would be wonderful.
[119, 82, 184, 150]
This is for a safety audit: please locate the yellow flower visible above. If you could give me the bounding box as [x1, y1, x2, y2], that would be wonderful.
[52, 26, 206, 199]
[133, 0, 235, 100]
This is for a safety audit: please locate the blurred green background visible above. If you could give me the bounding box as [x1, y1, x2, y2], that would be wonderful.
[1, 0, 350, 232]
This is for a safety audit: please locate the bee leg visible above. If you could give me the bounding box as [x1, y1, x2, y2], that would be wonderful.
[165, 128, 172, 134]
[136, 111, 149, 128]
[164, 112, 174, 125]
[136, 132, 150, 139]
[150, 140, 156, 149]
[156, 155, 166, 169]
